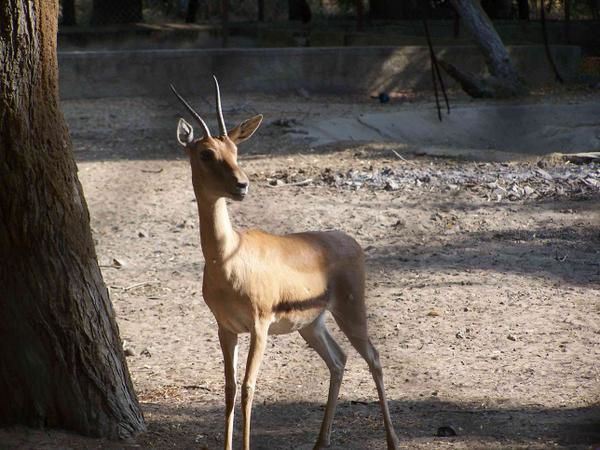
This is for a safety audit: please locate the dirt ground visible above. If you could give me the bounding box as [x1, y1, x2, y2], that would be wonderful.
[2, 92, 600, 449]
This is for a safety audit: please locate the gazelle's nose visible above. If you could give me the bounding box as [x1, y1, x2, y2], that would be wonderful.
[236, 181, 249, 195]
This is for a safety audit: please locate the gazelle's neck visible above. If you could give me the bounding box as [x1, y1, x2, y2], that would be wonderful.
[196, 195, 239, 263]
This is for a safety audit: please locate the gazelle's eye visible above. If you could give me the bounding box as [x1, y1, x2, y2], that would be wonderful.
[200, 150, 215, 161]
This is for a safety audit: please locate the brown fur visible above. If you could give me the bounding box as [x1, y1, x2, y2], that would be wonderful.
[174, 90, 399, 450]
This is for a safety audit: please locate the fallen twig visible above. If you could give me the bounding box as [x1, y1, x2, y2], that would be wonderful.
[266, 178, 313, 188]
[390, 149, 407, 161]
[99, 258, 122, 269]
[123, 280, 161, 292]
[557, 152, 600, 164]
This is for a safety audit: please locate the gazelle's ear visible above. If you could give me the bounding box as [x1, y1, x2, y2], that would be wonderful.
[228, 114, 263, 144]
[177, 118, 194, 146]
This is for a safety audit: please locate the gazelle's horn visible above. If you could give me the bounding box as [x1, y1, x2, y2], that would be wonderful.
[170, 84, 211, 138]
[213, 75, 227, 136]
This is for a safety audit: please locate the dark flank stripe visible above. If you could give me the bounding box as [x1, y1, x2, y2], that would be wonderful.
[273, 291, 329, 314]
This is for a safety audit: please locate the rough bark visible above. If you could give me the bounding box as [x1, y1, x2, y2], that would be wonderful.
[0, 0, 145, 439]
[91, 0, 142, 25]
[441, 0, 527, 98]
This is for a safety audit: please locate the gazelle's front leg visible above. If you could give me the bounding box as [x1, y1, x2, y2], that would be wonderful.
[242, 321, 269, 450]
[218, 326, 239, 450]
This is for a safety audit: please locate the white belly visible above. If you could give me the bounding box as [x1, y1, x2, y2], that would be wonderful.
[268, 311, 321, 335]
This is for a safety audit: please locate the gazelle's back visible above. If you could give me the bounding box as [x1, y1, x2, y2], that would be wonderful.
[239, 228, 363, 275]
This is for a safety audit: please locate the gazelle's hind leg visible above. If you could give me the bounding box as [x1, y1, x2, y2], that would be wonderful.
[299, 313, 347, 450]
[330, 282, 400, 450]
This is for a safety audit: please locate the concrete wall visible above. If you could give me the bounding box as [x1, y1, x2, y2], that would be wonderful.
[57, 21, 600, 51]
[58, 45, 581, 99]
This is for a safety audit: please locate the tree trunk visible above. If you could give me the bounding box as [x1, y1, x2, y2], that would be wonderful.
[441, 0, 527, 97]
[517, 0, 530, 19]
[453, 10, 461, 37]
[356, 0, 364, 31]
[61, 0, 76, 25]
[258, 0, 265, 21]
[288, 0, 311, 23]
[0, 0, 145, 439]
[481, 0, 513, 18]
[564, 0, 571, 43]
[370, 0, 443, 20]
[91, 0, 143, 25]
[186, 0, 199, 23]
[590, 0, 600, 20]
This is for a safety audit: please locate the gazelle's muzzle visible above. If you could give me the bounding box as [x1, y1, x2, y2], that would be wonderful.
[230, 173, 249, 200]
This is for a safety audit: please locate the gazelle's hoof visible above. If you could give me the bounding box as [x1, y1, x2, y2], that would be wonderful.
[312, 438, 331, 450]
[387, 435, 400, 450]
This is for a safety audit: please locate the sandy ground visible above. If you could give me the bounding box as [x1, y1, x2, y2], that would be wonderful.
[1, 92, 600, 449]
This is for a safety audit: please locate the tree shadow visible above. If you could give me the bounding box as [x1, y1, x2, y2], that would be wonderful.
[366, 223, 600, 287]
[66, 104, 416, 163]
[136, 398, 600, 449]
[425, 196, 600, 214]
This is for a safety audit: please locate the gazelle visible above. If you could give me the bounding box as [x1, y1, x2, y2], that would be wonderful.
[171, 77, 399, 450]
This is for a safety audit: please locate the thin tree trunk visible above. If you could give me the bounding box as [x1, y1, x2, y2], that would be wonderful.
[482, 0, 513, 18]
[453, 10, 461, 37]
[61, 0, 76, 25]
[564, 0, 571, 43]
[356, 0, 364, 31]
[590, 0, 600, 20]
[186, 0, 199, 23]
[0, 0, 145, 439]
[541, 0, 564, 82]
[258, 0, 265, 21]
[288, 0, 311, 22]
[91, 0, 143, 25]
[441, 0, 527, 97]
[517, 0, 530, 19]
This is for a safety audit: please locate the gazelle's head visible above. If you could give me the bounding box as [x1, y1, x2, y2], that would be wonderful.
[171, 77, 263, 202]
